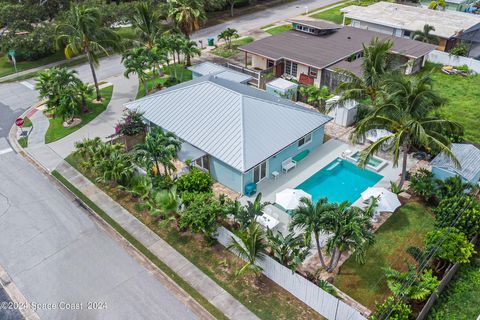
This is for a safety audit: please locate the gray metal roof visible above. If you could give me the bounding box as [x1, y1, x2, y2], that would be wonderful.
[125, 75, 331, 172]
[187, 62, 253, 83]
[240, 26, 436, 70]
[288, 19, 342, 30]
[431, 143, 480, 182]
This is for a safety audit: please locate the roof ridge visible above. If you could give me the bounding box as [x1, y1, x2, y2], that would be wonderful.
[240, 95, 247, 172]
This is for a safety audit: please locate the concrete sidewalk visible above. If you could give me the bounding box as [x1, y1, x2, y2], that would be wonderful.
[55, 160, 259, 320]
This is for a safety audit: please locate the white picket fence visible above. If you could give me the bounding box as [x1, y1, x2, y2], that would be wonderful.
[427, 50, 480, 73]
[216, 227, 367, 320]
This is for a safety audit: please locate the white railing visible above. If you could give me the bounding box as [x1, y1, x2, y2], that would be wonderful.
[427, 50, 480, 73]
[216, 226, 367, 320]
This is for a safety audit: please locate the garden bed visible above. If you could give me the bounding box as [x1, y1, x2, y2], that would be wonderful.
[211, 37, 254, 59]
[45, 86, 113, 143]
[333, 202, 435, 309]
[65, 152, 324, 320]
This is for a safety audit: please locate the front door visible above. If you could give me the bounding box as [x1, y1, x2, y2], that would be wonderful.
[253, 161, 267, 183]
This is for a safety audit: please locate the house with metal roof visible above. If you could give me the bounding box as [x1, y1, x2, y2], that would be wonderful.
[431, 143, 480, 184]
[343, 2, 480, 52]
[125, 74, 332, 194]
[239, 19, 436, 89]
[187, 61, 254, 84]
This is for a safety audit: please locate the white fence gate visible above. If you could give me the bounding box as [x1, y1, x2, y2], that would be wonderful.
[427, 50, 480, 73]
[216, 227, 367, 320]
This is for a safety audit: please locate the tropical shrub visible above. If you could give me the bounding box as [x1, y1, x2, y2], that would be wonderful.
[304, 269, 337, 296]
[266, 229, 311, 271]
[435, 176, 474, 199]
[449, 43, 469, 57]
[1, 24, 56, 61]
[384, 266, 440, 301]
[115, 110, 146, 137]
[369, 296, 412, 320]
[409, 169, 437, 202]
[433, 195, 480, 239]
[426, 227, 474, 266]
[179, 193, 223, 242]
[146, 186, 182, 223]
[176, 168, 214, 194]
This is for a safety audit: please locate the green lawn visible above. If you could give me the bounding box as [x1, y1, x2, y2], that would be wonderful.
[45, 86, 113, 144]
[136, 65, 193, 99]
[113, 26, 137, 40]
[428, 255, 480, 320]
[263, 24, 292, 35]
[0, 51, 66, 78]
[22, 117, 33, 128]
[421, 63, 480, 144]
[18, 137, 28, 148]
[211, 36, 254, 58]
[310, 3, 351, 25]
[334, 202, 435, 308]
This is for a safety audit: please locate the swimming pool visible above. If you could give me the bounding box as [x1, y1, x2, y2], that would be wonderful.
[296, 158, 383, 204]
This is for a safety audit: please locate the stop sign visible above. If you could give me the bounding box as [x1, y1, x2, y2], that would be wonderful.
[15, 117, 24, 127]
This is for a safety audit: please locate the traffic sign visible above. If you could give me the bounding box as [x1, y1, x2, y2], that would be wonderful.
[15, 118, 24, 127]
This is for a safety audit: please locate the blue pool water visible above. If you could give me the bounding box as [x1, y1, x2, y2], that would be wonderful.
[296, 158, 383, 204]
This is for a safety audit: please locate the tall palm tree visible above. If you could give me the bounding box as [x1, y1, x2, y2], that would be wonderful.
[228, 222, 268, 280]
[181, 38, 201, 68]
[352, 72, 463, 188]
[122, 47, 151, 95]
[217, 28, 239, 49]
[132, 1, 162, 48]
[134, 127, 181, 177]
[168, 0, 206, 38]
[335, 37, 393, 103]
[322, 202, 375, 272]
[290, 197, 337, 269]
[56, 4, 121, 101]
[148, 46, 168, 90]
[413, 24, 439, 45]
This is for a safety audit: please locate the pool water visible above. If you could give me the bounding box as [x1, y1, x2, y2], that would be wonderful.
[296, 158, 383, 204]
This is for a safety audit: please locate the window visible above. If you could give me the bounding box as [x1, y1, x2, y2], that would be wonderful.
[267, 59, 274, 68]
[195, 155, 210, 171]
[403, 30, 411, 39]
[285, 60, 298, 77]
[308, 67, 318, 78]
[253, 161, 267, 183]
[298, 133, 312, 147]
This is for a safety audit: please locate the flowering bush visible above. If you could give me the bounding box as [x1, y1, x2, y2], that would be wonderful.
[115, 110, 147, 136]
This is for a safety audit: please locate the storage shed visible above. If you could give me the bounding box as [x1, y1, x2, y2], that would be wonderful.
[431, 143, 480, 184]
[326, 96, 358, 127]
[266, 78, 298, 101]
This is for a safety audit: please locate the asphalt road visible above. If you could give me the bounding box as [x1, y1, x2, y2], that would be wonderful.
[0, 141, 198, 320]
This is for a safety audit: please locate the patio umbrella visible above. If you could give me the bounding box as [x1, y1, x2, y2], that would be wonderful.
[361, 187, 401, 212]
[275, 188, 312, 210]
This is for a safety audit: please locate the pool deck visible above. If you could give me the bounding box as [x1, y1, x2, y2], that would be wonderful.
[239, 139, 418, 236]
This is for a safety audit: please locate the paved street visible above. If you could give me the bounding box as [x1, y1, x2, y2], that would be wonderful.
[192, 0, 342, 41]
[0, 142, 199, 320]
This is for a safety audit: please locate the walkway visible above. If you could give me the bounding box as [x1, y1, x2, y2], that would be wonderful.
[56, 160, 259, 320]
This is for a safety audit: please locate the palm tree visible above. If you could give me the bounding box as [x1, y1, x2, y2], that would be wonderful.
[56, 4, 122, 101]
[36, 67, 81, 113]
[335, 37, 393, 103]
[181, 38, 201, 68]
[134, 127, 181, 177]
[228, 222, 268, 280]
[413, 24, 439, 45]
[147, 186, 182, 223]
[168, 0, 206, 38]
[352, 72, 463, 188]
[322, 202, 375, 272]
[75, 82, 94, 113]
[238, 193, 268, 229]
[217, 28, 239, 49]
[290, 197, 337, 269]
[122, 47, 151, 95]
[132, 1, 162, 49]
[148, 46, 168, 90]
[95, 152, 135, 186]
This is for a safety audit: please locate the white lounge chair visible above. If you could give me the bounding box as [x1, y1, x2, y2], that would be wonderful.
[282, 157, 296, 173]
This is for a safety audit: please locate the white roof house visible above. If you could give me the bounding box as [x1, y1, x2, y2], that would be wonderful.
[125, 75, 331, 173]
[343, 2, 480, 39]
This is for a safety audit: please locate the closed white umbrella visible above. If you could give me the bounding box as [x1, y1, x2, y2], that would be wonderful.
[275, 188, 312, 210]
[361, 187, 401, 212]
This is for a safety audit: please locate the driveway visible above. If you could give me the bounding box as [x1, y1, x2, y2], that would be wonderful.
[0, 146, 199, 320]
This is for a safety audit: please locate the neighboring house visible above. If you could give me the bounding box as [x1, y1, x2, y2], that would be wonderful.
[419, 0, 476, 12]
[188, 62, 254, 84]
[125, 75, 331, 194]
[455, 23, 480, 59]
[239, 19, 436, 90]
[343, 2, 480, 53]
[430, 143, 480, 184]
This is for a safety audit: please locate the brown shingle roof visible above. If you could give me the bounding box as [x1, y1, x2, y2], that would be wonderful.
[240, 26, 436, 69]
